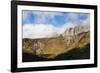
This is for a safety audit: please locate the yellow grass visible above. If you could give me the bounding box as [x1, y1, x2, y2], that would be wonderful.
[22, 32, 90, 58]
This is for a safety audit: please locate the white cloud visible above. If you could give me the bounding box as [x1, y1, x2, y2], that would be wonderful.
[23, 23, 77, 39]
[23, 11, 32, 22]
[82, 14, 90, 25]
[23, 11, 64, 24]
[65, 13, 90, 25]
[67, 13, 79, 20]
[23, 24, 59, 39]
[31, 11, 64, 24]
[66, 13, 80, 24]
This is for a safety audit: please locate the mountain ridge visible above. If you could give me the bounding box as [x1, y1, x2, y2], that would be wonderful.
[22, 31, 90, 59]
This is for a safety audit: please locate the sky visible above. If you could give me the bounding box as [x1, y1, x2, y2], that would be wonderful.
[22, 10, 90, 39]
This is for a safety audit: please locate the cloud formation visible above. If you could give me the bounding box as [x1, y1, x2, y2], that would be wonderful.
[23, 11, 64, 24]
[22, 11, 90, 39]
[23, 24, 59, 39]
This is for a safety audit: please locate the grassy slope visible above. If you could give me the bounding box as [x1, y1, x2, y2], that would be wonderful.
[22, 31, 90, 59]
[22, 44, 90, 62]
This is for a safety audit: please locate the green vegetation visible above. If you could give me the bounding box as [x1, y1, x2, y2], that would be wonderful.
[22, 31, 90, 60]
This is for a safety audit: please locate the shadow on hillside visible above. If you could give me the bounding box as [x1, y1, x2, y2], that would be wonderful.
[22, 44, 90, 62]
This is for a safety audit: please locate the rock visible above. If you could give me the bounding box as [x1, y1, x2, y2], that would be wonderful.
[32, 40, 44, 55]
[63, 24, 90, 36]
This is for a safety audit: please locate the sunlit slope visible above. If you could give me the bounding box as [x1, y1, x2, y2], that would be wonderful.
[22, 31, 90, 59]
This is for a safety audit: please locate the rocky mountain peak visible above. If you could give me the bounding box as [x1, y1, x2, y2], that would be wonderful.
[63, 24, 90, 36]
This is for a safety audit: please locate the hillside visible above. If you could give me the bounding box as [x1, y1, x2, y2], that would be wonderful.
[23, 44, 90, 62]
[22, 31, 90, 61]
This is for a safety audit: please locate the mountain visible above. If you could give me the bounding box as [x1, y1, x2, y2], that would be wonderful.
[23, 23, 90, 39]
[63, 24, 90, 36]
[22, 24, 90, 60]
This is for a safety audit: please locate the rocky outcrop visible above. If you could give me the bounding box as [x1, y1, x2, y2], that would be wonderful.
[63, 24, 90, 36]
[32, 40, 44, 55]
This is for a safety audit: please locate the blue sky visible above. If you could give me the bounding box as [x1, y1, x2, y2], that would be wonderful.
[22, 10, 90, 39]
[22, 11, 90, 27]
